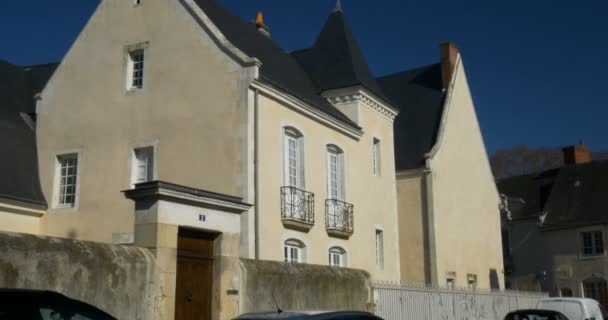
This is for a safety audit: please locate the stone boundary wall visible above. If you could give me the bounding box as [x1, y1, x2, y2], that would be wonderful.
[0, 232, 159, 319]
[238, 258, 373, 313]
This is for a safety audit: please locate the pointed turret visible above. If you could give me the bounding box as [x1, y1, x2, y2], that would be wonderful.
[292, 4, 388, 102]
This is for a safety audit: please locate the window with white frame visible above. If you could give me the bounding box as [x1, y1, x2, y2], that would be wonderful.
[55, 154, 78, 208]
[375, 229, 384, 270]
[581, 231, 604, 257]
[284, 239, 305, 263]
[329, 247, 346, 267]
[446, 271, 457, 289]
[326, 145, 345, 200]
[132, 147, 154, 186]
[283, 127, 305, 188]
[127, 49, 145, 90]
[373, 138, 381, 176]
[467, 274, 478, 290]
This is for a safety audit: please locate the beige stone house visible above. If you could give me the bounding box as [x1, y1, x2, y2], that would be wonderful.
[0, 0, 506, 317]
[379, 44, 505, 289]
[500, 142, 608, 306]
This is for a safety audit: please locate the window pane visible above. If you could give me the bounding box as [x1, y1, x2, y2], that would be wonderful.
[596, 232, 604, 254]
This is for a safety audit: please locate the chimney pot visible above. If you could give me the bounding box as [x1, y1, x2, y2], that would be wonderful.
[440, 42, 460, 90]
[252, 11, 271, 38]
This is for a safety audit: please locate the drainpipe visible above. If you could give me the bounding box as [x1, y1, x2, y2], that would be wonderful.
[254, 88, 260, 260]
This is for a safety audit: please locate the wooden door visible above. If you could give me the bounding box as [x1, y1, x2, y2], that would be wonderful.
[175, 229, 216, 320]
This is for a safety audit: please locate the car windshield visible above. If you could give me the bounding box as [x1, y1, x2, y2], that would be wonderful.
[505, 311, 565, 320]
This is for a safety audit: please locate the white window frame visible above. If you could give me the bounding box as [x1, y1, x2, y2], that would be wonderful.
[283, 127, 305, 189]
[52, 152, 81, 209]
[131, 146, 156, 187]
[447, 271, 457, 289]
[329, 246, 347, 267]
[373, 138, 381, 176]
[125, 43, 148, 91]
[284, 239, 305, 263]
[326, 145, 345, 200]
[375, 228, 384, 270]
[467, 274, 478, 290]
[580, 230, 605, 257]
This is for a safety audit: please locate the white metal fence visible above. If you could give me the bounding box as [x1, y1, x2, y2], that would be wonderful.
[374, 282, 548, 320]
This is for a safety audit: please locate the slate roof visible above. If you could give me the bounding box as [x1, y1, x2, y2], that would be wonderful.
[497, 160, 608, 229]
[191, 0, 359, 128]
[0, 60, 52, 208]
[377, 64, 445, 170]
[290, 9, 389, 103]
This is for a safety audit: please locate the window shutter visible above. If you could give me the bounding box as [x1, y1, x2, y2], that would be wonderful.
[298, 137, 305, 189]
[326, 152, 332, 198]
[283, 134, 289, 186]
[338, 153, 345, 200]
[147, 149, 154, 181]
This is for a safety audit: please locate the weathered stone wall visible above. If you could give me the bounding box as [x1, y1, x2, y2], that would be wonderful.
[0, 232, 158, 319]
[238, 259, 372, 313]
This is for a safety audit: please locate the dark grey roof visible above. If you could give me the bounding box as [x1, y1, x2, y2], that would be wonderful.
[377, 64, 445, 170]
[497, 169, 560, 221]
[291, 10, 389, 103]
[497, 160, 608, 229]
[0, 60, 49, 208]
[189, 0, 359, 129]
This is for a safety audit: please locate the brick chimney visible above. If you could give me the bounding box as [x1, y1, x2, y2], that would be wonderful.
[562, 140, 592, 165]
[252, 12, 271, 38]
[440, 42, 460, 90]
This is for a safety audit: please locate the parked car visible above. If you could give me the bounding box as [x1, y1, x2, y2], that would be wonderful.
[537, 298, 608, 320]
[504, 309, 569, 320]
[234, 311, 383, 320]
[0, 289, 116, 320]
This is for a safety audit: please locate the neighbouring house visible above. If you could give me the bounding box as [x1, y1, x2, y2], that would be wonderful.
[378, 44, 505, 289]
[499, 141, 608, 306]
[0, 0, 506, 317]
[0, 60, 56, 234]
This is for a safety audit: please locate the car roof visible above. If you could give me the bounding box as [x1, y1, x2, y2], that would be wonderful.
[540, 297, 597, 303]
[507, 309, 565, 314]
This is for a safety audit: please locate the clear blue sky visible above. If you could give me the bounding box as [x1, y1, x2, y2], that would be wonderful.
[1, 0, 606, 154]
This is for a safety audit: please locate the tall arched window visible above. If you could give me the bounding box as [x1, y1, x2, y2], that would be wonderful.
[284, 239, 306, 263]
[326, 144, 345, 200]
[283, 127, 305, 189]
[328, 246, 347, 267]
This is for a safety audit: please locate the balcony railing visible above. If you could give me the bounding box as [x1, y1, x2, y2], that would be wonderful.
[281, 186, 315, 232]
[325, 199, 354, 238]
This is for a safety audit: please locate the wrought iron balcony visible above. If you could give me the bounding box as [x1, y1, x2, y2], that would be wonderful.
[281, 186, 315, 232]
[325, 199, 354, 238]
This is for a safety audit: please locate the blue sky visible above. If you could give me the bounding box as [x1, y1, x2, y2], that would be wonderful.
[1, 0, 606, 154]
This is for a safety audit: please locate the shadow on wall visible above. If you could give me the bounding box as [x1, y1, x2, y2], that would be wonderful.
[490, 269, 500, 290]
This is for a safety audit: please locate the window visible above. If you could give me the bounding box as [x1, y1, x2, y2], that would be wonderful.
[284, 239, 305, 263]
[55, 154, 78, 208]
[584, 278, 608, 308]
[134, 0, 141, 5]
[581, 231, 604, 256]
[132, 147, 154, 186]
[283, 127, 304, 188]
[467, 274, 478, 290]
[373, 138, 381, 176]
[560, 288, 573, 297]
[127, 49, 145, 90]
[326, 145, 345, 200]
[446, 272, 457, 289]
[375, 229, 384, 270]
[329, 247, 346, 267]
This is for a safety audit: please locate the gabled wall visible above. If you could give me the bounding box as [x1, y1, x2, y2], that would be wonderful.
[36, 0, 253, 242]
[427, 58, 504, 289]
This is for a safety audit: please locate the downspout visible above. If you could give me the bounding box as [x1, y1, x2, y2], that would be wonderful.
[253, 88, 260, 260]
[423, 53, 462, 286]
[254, 88, 260, 260]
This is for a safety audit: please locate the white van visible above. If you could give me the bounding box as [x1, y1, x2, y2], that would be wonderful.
[537, 298, 608, 320]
